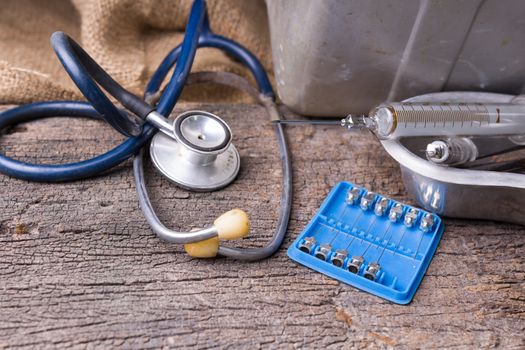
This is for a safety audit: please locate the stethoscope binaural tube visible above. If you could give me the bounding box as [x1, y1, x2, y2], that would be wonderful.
[134, 72, 291, 260]
[0, 0, 292, 261]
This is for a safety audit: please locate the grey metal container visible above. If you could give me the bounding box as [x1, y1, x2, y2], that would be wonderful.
[266, 0, 525, 116]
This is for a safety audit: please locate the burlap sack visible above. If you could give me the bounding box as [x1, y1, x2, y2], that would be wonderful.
[0, 0, 272, 105]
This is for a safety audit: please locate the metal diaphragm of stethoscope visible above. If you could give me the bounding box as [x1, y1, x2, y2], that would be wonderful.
[148, 109, 240, 191]
[0, 0, 292, 259]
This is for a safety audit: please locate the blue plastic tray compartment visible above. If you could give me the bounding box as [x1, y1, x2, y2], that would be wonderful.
[287, 182, 444, 304]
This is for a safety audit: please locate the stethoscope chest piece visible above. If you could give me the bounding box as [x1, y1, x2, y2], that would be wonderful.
[150, 110, 240, 192]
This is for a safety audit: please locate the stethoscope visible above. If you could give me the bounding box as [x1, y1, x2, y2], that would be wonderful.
[0, 0, 292, 260]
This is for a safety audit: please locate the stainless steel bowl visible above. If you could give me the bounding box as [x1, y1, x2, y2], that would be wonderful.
[381, 92, 525, 225]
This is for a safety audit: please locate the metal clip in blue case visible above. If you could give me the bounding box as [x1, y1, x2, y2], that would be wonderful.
[287, 181, 444, 304]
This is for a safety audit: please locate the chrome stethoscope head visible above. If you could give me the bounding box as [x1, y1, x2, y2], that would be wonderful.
[133, 72, 291, 260]
[147, 110, 240, 192]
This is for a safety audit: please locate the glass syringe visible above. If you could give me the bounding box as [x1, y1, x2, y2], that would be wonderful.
[342, 102, 525, 140]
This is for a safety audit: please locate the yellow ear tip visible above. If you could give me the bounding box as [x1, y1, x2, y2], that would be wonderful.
[214, 209, 250, 240]
[184, 237, 220, 258]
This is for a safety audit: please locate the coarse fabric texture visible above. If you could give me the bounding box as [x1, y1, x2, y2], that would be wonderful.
[0, 0, 272, 105]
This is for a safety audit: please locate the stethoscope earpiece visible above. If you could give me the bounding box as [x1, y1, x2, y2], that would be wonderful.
[184, 208, 250, 258]
[149, 110, 240, 192]
[213, 208, 250, 240]
[184, 237, 220, 258]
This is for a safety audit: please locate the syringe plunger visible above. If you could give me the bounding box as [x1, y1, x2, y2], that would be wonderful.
[425, 138, 478, 166]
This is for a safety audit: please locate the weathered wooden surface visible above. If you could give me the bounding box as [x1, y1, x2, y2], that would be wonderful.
[0, 103, 523, 349]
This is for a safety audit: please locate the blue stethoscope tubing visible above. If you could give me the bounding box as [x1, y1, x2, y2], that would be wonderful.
[0, 0, 273, 182]
[0, 0, 292, 260]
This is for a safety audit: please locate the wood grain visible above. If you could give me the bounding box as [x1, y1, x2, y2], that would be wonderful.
[0, 103, 523, 349]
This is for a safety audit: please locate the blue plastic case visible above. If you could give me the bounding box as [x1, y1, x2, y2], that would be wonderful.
[287, 182, 444, 304]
